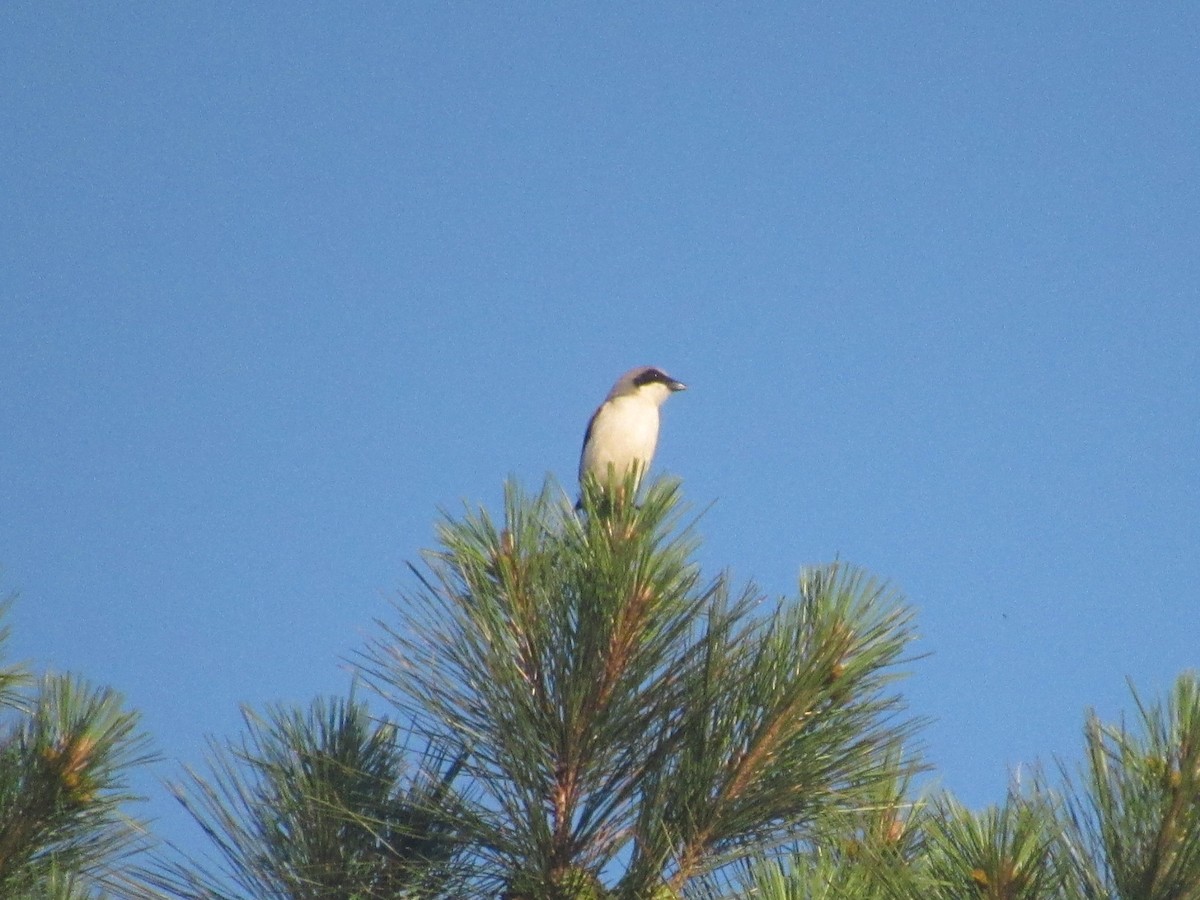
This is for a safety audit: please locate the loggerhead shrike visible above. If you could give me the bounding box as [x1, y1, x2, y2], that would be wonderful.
[578, 366, 686, 498]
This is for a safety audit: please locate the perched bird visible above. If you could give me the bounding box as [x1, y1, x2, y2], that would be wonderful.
[578, 366, 686, 499]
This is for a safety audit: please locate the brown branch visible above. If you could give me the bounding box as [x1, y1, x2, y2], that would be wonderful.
[670, 688, 818, 891]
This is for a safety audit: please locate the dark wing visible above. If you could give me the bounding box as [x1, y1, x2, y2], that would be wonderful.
[579, 403, 602, 475]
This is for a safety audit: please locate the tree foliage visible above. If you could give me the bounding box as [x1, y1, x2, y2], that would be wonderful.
[12, 481, 1199, 899]
[734, 673, 1200, 900]
[152, 697, 467, 899]
[0, 602, 154, 898]
[1059, 674, 1200, 899]
[359, 478, 922, 897]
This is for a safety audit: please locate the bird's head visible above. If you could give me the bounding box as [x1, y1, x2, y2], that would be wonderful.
[610, 366, 687, 405]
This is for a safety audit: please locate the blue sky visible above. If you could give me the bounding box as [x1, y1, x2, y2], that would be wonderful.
[3, 3, 1198, 860]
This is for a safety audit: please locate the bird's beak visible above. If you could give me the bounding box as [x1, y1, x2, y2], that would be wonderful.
[668, 378, 686, 392]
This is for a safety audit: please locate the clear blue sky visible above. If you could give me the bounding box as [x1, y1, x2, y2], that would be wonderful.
[3, 3, 1198, 860]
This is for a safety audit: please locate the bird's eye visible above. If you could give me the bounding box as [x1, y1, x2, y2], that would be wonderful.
[635, 368, 666, 387]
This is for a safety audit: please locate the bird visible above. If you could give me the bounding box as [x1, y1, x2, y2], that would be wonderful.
[578, 366, 686, 503]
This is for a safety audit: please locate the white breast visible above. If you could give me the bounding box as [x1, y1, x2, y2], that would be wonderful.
[579, 394, 661, 485]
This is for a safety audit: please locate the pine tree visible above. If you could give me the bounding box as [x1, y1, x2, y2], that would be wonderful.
[1058, 672, 1200, 899]
[152, 697, 467, 899]
[358, 477, 922, 897]
[733, 673, 1200, 900]
[157, 479, 1200, 899]
[0, 602, 155, 898]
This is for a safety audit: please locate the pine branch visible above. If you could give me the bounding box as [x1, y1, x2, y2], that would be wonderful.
[153, 697, 468, 899]
[1060, 672, 1200, 899]
[921, 787, 1068, 899]
[646, 563, 921, 893]
[0, 674, 155, 897]
[361, 479, 920, 896]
